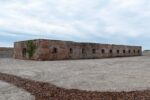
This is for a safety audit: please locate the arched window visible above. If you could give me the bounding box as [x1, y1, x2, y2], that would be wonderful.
[110, 50, 112, 54]
[70, 48, 73, 54]
[52, 48, 58, 54]
[22, 48, 26, 57]
[133, 50, 136, 53]
[92, 49, 96, 54]
[128, 50, 131, 54]
[101, 49, 105, 54]
[82, 48, 85, 54]
[123, 50, 126, 53]
[117, 50, 120, 54]
[138, 50, 140, 54]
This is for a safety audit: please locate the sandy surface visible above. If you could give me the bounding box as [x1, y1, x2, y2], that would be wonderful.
[0, 56, 150, 92]
[0, 81, 34, 100]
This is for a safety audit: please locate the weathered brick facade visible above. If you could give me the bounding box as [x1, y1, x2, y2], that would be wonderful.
[14, 39, 142, 60]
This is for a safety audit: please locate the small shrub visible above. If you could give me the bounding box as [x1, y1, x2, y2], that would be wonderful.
[27, 41, 36, 59]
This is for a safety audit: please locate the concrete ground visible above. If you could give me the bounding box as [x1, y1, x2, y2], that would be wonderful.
[0, 81, 34, 100]
[0, 56, 150, 99]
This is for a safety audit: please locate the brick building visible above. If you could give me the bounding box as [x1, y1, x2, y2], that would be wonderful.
[14, 39, 142, 60]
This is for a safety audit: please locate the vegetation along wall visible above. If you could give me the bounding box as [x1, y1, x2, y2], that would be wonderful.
[14, 39, 142, 60]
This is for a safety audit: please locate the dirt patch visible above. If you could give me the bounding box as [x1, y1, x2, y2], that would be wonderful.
[0, 72, 149, 100]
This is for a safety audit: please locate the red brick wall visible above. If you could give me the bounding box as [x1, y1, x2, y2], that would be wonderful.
[14, 39, 142, 60]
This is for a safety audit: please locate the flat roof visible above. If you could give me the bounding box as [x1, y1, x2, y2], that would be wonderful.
[14, 39, 142, 48]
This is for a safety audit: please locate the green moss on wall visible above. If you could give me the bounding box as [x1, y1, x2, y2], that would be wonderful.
[27, 41, 36, 59]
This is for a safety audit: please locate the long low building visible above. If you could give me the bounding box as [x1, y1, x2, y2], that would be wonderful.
[14, 39, 142, 60]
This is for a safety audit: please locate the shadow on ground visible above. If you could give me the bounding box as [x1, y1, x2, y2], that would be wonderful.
[0, 72, 149, 100]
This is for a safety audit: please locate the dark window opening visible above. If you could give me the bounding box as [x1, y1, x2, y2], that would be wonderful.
[133, 50, 136, 53]
[70, 48, 73, 54]
[138, 50, 140, 53]
[22, 48, 26, 57]
[92, 49, 96, 54]
[117, 50, 120, 54]
[82, 48, 85, 54]
[101, 49, 105, 54]
[110, 50, 112, 54]
[128, 50, 131, 54]
[123, 50, 126, 53]
[52, 48, 58, 54]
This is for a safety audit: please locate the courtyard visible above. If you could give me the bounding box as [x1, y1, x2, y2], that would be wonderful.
[0, 56, 150, 100]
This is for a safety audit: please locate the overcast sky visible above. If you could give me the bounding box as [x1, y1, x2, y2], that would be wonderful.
[0, 0, 149, 50]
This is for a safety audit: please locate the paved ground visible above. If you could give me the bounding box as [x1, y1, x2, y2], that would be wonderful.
[0, 81, 34, 100]
[0, 56, 150, 91]
[0, 56, 150, 100]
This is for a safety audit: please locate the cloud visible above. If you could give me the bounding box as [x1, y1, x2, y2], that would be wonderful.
[0, 0, 149, 49]
[0, 41, 12, 47]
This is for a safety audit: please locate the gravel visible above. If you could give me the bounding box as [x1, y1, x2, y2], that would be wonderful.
[0, 72, 150, 100]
